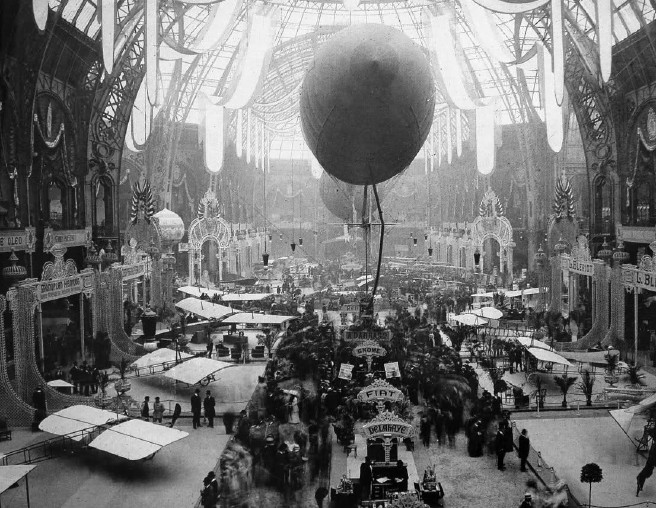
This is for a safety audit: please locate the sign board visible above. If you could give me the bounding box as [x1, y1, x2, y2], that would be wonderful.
[623, 266, 656, 293]
[352, 341, 387, 359]
[362, 412, 415, 439]
[384, 362, 401, 379]
[121, 262, 146, 281]
[338, 363, 354, 381]
[563, 256, 594, 276]
[178, 242, 189, 252]
[342, 330, 391, 342]
[34, 273, 93, 302]
[43, 227, 92, 251]
[357, 379, 403, 404]
[0, 228, 37, 253]
[341, 303, 360, 314]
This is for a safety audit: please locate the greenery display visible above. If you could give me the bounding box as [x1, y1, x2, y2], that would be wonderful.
[580, 463, 603, 507]
[554, 374, 578, 407]
[578, 370, 595, 406]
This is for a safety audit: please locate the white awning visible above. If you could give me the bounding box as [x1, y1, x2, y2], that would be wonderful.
[163, 357, 236, 385]
[560, 349, 620, 365]
[221, 313, 296, 325]
[220, 293, 271, 302]
[470, 307, 503, 320]
[39, 406, 128, 440]
[515, 336, 555, 352]
[131, 348, 193, 370]
[46, 379, 74, 389]
[175, 297, 234, 320]
[0, 465, 36, 494]
[177, 286, 224, 298]
[452, 314, 488, 326]
[88, 419, 188, 461]
[527, 347, 573, 366]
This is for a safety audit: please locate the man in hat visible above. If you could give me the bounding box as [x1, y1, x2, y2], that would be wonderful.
[191, 389, 202, 429]
[204, 390, 216, 428]
[519, 493, 533, 508]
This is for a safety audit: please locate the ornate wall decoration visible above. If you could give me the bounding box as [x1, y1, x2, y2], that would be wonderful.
[570, 235, 592, 263]
[129, 170, 156, 224]
[478, 188, 505, 218]
[41, 244, 78, 281]
[552, 172, 576, 222]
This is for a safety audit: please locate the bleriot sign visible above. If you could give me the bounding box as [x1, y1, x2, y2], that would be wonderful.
[635, 270, 656, 292]
[0, 228, 36, 253]
[567, 257, 594, 276]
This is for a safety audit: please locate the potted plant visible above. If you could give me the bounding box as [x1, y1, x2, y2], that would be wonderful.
[627, 364, 647, 387]
[114, 358, 131, 394]
[578, 369, 595, 406]
[554, 374, 578, 407]
[141, 307, 158, 338]
[580, 463, 603, 507]
[94, 372, 113, 408]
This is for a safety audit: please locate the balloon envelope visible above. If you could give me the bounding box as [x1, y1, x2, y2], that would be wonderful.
[300, 24, 435, 186]
[319, 172, 388, 223]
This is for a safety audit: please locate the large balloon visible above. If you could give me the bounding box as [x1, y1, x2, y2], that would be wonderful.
[319, 172, 388, 222]
[300, 24, 435, 186]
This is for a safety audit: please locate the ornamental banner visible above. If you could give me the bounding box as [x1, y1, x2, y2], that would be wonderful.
[562, 255, 594, 276]
[43, 227, 92, 251]
[121, 262, 146, 281]
[338, 363, 354, 381]
[37, 275, 82, 302]
[0, 228, 37, 253]
[362, 411, 415, 440]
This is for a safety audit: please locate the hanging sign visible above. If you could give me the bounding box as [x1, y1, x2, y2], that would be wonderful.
[37, 275, 82, 302]
[0, 228, 37, 253]
[43, 227, 92, 251]
[352, 340, 387, 359]
[635, 271, 656, 292]
[384, 362, 401, 379]
[342, 330, 391, 342]
[362, 411, 415, 440]
[338, 363, 354, 381]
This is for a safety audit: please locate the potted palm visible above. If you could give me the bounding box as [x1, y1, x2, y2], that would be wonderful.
[554, 374, 578, 407]
[627, 364, 647, 387]
[114, 358, 131, 394]
[578, 369, 595, 406]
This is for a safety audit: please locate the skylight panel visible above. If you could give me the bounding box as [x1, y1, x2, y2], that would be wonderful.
[62, 0, 84, 23]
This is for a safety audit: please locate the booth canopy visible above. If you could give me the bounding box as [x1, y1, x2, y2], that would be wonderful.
[220, 293, 271, 302]
[39, 406, 128, 440]
[220, 313, 296, 325]
[470, 307, 503, 320]
[175, 298, 234, 320]
[46, 379, 74, 389]
[88, 419, 188, 461]
[0, 465, 36, 494]
[163, 357, 236, 385]
[131, 348, 193, 370]
[177, 286, 224, 298]
[453, 314, 488, 326]
[527, 347, 573, 366]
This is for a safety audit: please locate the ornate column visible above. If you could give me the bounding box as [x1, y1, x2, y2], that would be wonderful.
[79, 293, 85, 361]
[150, 257, 162, 308]
[579, 260, 610, 347]
[549, 256, 562, 313]
[507, 242, 515, 280]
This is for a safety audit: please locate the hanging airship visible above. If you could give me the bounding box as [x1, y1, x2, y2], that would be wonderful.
[300, 23, 435, 186]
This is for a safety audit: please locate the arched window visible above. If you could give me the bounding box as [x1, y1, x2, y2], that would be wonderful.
[92, 176, 114, 236]
[44, 179, 68, 229]
[634, 182, 653, 226]
[594, 176, 612, 235]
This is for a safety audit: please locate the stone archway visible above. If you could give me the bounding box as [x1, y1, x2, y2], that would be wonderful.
[187, 190, 231, 286]
[472, 189, 515, 277]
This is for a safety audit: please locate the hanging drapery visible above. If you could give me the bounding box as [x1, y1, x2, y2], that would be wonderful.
[125, 80, 153, 152]
[476, 102, 496, 175]
[551, 0, 565, 106]
[538, 43, 564, 152]
[32, 0, 48, 31]
[145, 0, 159, 106]
[460, 0, 514, 63]
[597, 0, 613, 83]
[101, 0, 116, 73]
[254, 118, 260, 170]
[191, 0, 242, 53]
[455, 109, 463, 157]
[471, 0, 549, 14]
[236, 109, 243, 158]
[203, 97, 225, 173]
[246, 109, 252, 164]
[260, 122, 266, 172]
[446, 108, 453, 165]
[437, 112, 442, 167]
[219, 6, 277, 110]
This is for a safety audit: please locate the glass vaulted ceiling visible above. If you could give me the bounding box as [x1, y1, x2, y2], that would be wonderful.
[50, 0, 656, 159]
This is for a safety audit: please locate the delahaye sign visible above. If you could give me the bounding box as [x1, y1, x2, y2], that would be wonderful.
[362, 412, 415, 439]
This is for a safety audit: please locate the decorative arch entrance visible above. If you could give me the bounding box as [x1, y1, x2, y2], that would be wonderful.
[187, 190, 231, 286]
[472, 189, 515, 277]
